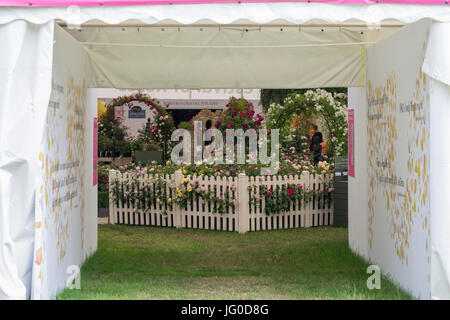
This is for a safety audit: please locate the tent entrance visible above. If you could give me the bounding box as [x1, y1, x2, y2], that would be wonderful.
[1, 4, 450, 300]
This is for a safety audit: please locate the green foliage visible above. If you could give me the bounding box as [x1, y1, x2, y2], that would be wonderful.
[98, 100, 131, 157]
[98, 135, 113, 155]
[111, 175, 173, 216]
[98, 191, 109, 209]
[144, 100, 176, 162]
[178, 121, 194, 130]
[131, 128, 160, 152]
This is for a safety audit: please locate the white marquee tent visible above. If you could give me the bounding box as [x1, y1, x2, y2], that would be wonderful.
[0, 1, 449, 300]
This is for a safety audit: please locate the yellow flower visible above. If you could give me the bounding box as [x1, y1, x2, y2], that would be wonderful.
[183, 178, 189, 183]
[148, 176, 152, 181]
[168, 198, 172, 203]
[187, 186, 193, 192]
[182, 169, 187, 175]
[196, 163, 201, 167]
[178, 192, 183, 197]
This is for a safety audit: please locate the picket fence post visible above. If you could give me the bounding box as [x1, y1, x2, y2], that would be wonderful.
[174, 169, 183, 228]
[108, 170, 116, 225]
[237, 173, 250, 233]
[301, 170, 312, 228]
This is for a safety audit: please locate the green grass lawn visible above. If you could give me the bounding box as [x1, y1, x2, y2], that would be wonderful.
[57, 224, 411, 300]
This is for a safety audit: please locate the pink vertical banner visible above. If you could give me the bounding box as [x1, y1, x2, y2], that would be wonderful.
[348, 109, 355, 177]
[93, 117, 98, 186]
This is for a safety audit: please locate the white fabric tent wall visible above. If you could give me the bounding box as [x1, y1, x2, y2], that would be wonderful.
[0, 21, 54, 300]
[84, 89, 98, 264]
[365, 18, 431, 299]
[426, 22, 450, 300]
[31, 24, 96, 300]
[429, 78, 450, 300]
[347, 86, 369, 261]
[348, 19, 450, 299]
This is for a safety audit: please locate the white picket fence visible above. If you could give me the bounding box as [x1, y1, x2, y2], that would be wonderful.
[108, 170, 334, 233]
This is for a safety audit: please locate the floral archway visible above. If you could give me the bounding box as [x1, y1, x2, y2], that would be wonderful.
[265, 88, 348, 158]
[101, 93, 176, 162]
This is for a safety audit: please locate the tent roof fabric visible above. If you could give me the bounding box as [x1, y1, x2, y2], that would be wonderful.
[0, 2, 448, 89]
[70, 22, 394, 88]
[0, 1, 448, 7]
[1, 3, 450, 25]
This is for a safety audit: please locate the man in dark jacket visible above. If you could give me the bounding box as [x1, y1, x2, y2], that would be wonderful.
[309, 125, 323, 164]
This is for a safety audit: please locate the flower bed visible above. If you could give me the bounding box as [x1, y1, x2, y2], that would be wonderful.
[108, 162, 334, 233]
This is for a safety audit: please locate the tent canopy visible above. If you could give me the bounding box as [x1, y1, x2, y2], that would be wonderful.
[0, 0, 448, 7]
[2, 2, 449, 88]
[2, 2, 450, 25]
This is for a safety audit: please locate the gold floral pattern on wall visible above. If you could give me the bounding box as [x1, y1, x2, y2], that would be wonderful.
[366, 37, 431, 267]
[40, 71, 87, 269]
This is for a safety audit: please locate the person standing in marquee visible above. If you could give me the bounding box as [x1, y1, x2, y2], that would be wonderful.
[309, 125, 323, 164]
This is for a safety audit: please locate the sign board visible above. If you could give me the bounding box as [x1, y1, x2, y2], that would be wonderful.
[128, 109, 146, 119]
